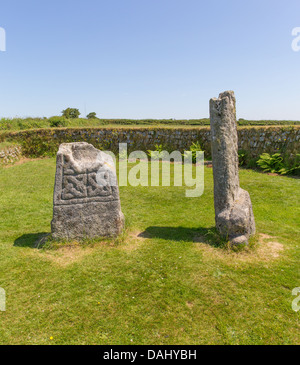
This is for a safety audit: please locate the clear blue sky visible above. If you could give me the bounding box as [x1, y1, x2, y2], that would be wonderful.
[0, 0, 299, 120]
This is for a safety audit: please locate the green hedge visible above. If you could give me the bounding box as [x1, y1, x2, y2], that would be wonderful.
[1, 117, 299, 132]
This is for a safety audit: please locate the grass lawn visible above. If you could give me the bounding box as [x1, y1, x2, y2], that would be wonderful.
[0, 158, 299, 345]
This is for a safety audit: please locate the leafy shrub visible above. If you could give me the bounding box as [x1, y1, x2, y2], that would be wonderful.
[183, 141, 202, 163]
[256, 153, 296, 175]
[238, 149, 248, 166]
[147, 144, 176, 161]
[147, 144, 170, 160]
[285, 154, 300, 175]
[49, 116, 68, 128]
[0, 118, 49, 130]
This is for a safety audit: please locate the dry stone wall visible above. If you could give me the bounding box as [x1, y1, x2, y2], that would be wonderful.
[2, 126, 299, 161]
[0, 145, 22, 164]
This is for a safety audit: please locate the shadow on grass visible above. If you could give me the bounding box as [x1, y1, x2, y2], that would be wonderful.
[138, 226, 227, 249]
[13, 227, 227, 250]
[14, 233, 50, 249]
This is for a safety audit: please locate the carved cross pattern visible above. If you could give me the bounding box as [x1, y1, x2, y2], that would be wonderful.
[87, 172, 112, 197]
[62, 174, 87, 200]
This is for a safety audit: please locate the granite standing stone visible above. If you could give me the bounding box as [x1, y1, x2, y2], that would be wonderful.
[51, 142, 124, 240]
[210, 91, 255, 245]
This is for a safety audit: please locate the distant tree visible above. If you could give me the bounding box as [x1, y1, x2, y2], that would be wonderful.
[61, 108, 80, 119]
[87, 112, 97, 119]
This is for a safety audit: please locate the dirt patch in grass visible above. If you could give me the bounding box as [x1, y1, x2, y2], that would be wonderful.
[33, 230, 149, 264]
[33, 230, 284, 267]
[37, 244, 95, 267]
[186, 301, 194, 309]
[193, 233, 284, 265]
[119, 231, 150, 251]
[35, 238, 117, 266]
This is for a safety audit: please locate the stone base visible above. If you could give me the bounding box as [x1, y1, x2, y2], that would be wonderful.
[215, 188, 256, 245]
[51, 201, 125, 240]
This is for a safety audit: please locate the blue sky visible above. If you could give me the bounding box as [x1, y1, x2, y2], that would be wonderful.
[0, 0, 299, 119]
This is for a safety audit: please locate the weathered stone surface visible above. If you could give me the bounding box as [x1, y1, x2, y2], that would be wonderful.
[51, 142, 124, 240]
[0, 145, 21, 165]
[210, 91, 255, 245]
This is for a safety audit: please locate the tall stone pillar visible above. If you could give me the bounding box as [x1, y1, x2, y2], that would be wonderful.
[209, 91, 255, 245]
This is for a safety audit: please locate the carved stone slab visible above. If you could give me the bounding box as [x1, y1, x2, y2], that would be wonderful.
[51, 142, 124, 240]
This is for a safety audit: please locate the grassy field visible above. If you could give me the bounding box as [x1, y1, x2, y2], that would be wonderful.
[0, 158, 299, 345]
[1, 117, 300, 133]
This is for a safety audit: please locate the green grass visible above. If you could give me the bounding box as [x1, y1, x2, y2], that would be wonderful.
[0, 158, 299, 344]
[1, 117, 300, 132]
